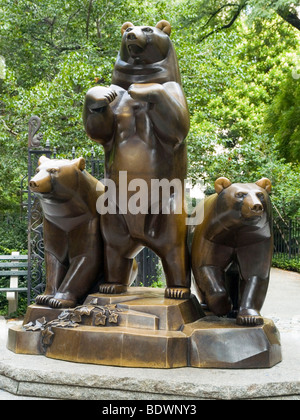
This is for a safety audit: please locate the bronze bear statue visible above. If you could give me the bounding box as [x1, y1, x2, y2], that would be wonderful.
[29, 156, 105, 308]
[190, 177, 273, 326]
[83, 21, 190, 299]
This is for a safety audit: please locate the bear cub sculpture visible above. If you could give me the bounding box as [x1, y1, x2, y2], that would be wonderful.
[190, 177, 273, 326]
[83, 20, 190, 299]
[29, 156, 105, 308]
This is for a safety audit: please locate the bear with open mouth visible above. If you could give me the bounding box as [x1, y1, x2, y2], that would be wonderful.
[83, 20, 190, 299]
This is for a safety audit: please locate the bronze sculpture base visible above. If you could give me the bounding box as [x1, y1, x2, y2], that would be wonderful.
[7, 287, 282, 369]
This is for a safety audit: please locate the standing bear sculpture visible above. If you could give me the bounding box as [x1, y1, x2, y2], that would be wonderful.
[83, 20, 190, 299]
[190, 177, 273, 326]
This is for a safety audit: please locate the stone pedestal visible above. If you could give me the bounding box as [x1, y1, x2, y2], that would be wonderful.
[7, 287, 282, 369]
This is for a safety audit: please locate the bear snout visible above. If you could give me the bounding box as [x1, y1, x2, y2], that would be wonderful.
[127, 32, 138, 41]
[125, 28, 147, 51]
[243, 202, 264, 219]
[29, 180, 38, 189]
[251, 203, 263, 214]
[29, 173, 52, 193]
[241, 195, 264, 219]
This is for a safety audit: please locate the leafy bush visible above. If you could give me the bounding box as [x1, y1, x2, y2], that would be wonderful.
[0, 215, 27, 252]
[272, 255, 300, 273]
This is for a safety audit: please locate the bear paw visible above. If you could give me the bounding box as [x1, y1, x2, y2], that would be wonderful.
[99, 283, 128, 294]
[236, 309, 264, 326]
[48, 297, 77, 309]
[86, 87, 117, 112]
[35, 294, 54, 306]
[164, 287, 190, 299]
[128, 83, 162, 103]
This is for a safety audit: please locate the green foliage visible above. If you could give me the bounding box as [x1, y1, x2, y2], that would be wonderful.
[0, 0, 300, 221]
[246, 0, 299, 21]
[175, 0, 300, 37]
[1, 0, 299, 314]
[150, 278, 165, 288]
[173, 3, 300, 219]
[0, 216, 27, 252]
[265, 73, 300, 163]
[272, 255, 300, 273]
[259, 157, 300, 218]
[0, 0, 172, 212]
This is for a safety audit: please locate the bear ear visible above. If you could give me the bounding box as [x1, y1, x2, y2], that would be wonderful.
[38, 155, 50, 165]
[256, 178, 272, 193]
[215, 177, 232, 194]
[155, 20, 171, 36]
[74, 157, 86, 171]
[121, 22, 134, 35]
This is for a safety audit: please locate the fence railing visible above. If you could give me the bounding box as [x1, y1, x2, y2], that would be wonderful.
[273, 218, 300, 262]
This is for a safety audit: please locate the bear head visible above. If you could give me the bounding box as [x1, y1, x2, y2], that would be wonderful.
[112, 20, 181, 89]
[29, 156, 86, 200]
[214, 177, 272, 226]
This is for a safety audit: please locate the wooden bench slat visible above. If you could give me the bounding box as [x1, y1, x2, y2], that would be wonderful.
[0, 255, 28, 260]
[0, 255, 29, 314]
[0, 270, 28, 276]
[0, 262, 28, 268]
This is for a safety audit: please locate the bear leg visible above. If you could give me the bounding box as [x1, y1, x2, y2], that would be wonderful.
[236, 275, 269, 326]
[194, 266, 232, 316]
[99, 245, 137, 295]
[35, 251, 67, 306]
[48, 254, 102, 308]
[159, 245, 191, 300]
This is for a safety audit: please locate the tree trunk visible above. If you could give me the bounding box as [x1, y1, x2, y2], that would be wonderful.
[86, 0, 94, 41]
[276, 6, 300, 31]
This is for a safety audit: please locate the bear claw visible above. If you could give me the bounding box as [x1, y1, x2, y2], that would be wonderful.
[99, 283, 128, 294]
[236, 315, 264, 326]
[35, 294, 54, 306]
[236, 309, 264, 326]
[164, 287, 190, 299]
[48, 298, 77, 309]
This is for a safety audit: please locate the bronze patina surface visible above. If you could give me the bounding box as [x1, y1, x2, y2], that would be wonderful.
[28, 156, 105, 309]
[190, 178, 274, 327]
[8, 288, 282, 369]
[28, 156, 139, 309]
[7, 20, 283, 370]
[83, 21, 190, 299]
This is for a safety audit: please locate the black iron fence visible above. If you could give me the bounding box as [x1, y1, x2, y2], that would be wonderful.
[273, 218, 300, 262]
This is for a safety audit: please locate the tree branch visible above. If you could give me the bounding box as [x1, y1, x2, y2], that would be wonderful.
[203, 3, 241, 28]
[200, 2, 247, 42]
[0, 117, 18, 136]
[86, 0, 94, 41]
[30, 32, 81, 52]
[276, 6, 300, 31]
[62, 9, 81, 44]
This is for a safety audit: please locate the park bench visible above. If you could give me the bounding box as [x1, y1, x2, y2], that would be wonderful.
[0, 252, 28, 316]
